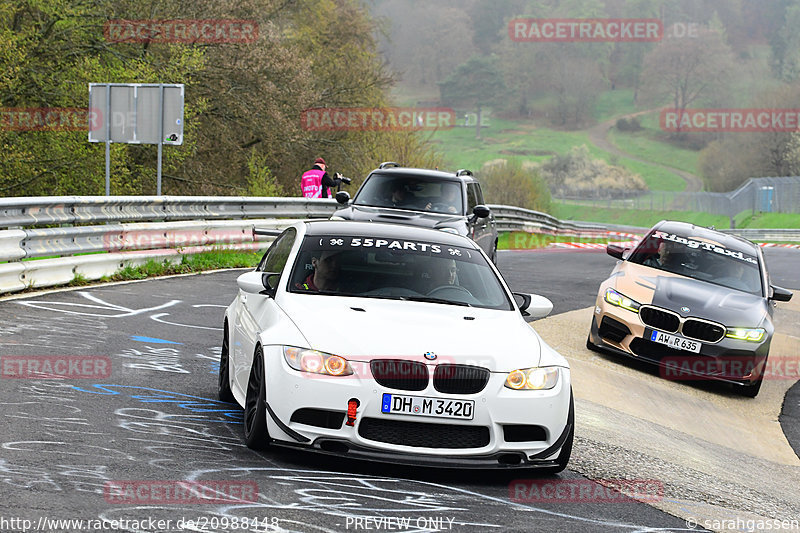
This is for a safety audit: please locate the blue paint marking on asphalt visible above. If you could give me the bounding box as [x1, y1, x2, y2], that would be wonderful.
[131, 335, 183, 344]
[71, 384, 241, 422]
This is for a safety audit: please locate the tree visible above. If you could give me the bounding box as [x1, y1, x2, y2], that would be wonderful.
[373, 1, 476, 90]
[639, 28, 735, 137]
[0, 0, 431, 197]
[0, 0, 206, 196]
[542, 46, 605, 128]
[699, 85, 800, 191]
[438, 55, 504, 139]
[478, 159, 551, 213]
[770, 1, 800, 81]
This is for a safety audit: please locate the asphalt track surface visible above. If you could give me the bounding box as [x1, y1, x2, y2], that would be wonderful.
[0, 248, 797, 533]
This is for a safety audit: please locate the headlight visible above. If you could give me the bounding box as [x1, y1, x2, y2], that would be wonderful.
[725, 327, 765, 342]
[283, 347, 354, 376]
[504, 367, 559, 390]
[604, 288, 641, 312]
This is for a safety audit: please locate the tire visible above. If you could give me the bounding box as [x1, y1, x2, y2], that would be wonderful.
[586, 319, 603, 353]
[739, 373, 763, 398]
[243, 345, 270, 449]
[586, 335, 602, 353]
[542, 389, 574, 475]
[218, 322, 235, 403]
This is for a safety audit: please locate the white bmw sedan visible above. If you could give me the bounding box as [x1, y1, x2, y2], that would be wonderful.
[220, 220, 573, 471]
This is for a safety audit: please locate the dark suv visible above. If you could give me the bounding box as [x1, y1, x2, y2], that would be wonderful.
[332, 162, 498, 262]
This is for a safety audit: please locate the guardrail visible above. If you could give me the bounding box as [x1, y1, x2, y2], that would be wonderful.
[0, 197, 596, 295]
[1, 196, 797, 296]
[0, 196, 337, 228]
[488, 205, 607, 234]
[720, 228, 800, 241]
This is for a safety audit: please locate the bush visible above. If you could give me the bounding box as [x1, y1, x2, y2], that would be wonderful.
[538, 145, 647, 197]
[615, 117, 642, 132]
[246, 152, 284, 197]
[478, 159, 551, 213]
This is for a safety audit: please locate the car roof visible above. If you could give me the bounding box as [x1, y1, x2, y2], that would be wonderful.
[367, 167, 476, 184]
[302, 219, 479, 248]
[653, 220, 759, 255]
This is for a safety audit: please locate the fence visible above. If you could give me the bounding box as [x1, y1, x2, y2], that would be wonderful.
[555, 176, 800, 222]
[0, 196, 601, 295]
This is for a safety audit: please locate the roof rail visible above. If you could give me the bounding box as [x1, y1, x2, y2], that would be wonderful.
[456, 169, 473, 177]
[379, 161, 401, 169]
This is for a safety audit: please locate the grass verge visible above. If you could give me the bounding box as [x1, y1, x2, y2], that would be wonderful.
[64, 249, 263, 287]
[552, 202, 730, 229]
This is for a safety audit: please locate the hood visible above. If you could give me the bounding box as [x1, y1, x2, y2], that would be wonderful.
[614, 262, 768, 327]
[277, 294, 544, 372]
[333, 205, 466, 232]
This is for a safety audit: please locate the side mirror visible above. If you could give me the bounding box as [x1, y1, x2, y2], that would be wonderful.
[472, 204, 491, 219]
[513, 293, 553, 320]
[770, 285, 793, 302]
[606, 243, 625, 260]
[237, 271, 280, 298]
[335, 191, 351, 205]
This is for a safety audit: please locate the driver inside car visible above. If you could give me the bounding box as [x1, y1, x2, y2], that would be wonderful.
[295, 251, 342, 292]
[421, 258, 458, 292]
[387, 181, 418, 208]
[425, 184, 460, 214]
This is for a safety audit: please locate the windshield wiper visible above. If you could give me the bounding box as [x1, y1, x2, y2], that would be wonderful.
[402, 296, 471, 307]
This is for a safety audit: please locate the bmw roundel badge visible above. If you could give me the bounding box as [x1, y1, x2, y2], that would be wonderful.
[681, 306, 690, 313]
[424, 352, 437, 360]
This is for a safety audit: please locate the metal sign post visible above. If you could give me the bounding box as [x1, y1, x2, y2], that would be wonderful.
[89, 83, 184, 196]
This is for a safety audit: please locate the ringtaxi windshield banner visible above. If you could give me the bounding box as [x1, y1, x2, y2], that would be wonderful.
[651, 231, 758, 265]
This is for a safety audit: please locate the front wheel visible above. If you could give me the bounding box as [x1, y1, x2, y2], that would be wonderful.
[243, 346, 270, 449]
[541, 390, 574, 475]
[218, 322, 235, 403]
[739, 373, 764, 398]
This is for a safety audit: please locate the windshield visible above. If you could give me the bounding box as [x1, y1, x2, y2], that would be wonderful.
[354, 173, 464, 215]
[288, 234, 512, 310]
[628, 231, 763, 296]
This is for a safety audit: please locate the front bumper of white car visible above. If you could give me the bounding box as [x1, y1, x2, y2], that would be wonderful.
[260, 345, 573, 469]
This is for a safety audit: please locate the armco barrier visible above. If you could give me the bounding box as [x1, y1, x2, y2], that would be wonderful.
[0, 196, 338, 228]
[0, 214, 297, 294]
[0, 196, 582, 295]
[1, 196, 796, 296]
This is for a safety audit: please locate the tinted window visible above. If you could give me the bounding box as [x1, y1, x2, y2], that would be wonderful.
[257, 228, 296, 273]
[466, 183, 479, 211]
[354, 173, 463, 214]
[287, 234, 513, 310]
[628, 230, 762, 295]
